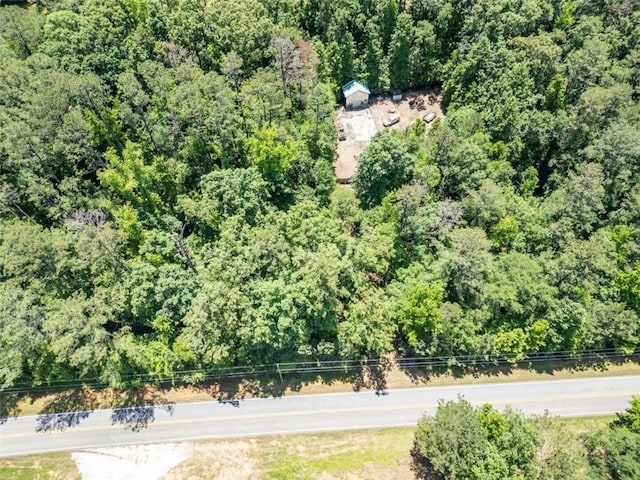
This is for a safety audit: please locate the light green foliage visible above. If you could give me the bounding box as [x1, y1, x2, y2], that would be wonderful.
[180, 167, 270, 230]
[617, 264, 640, 313]
[391, 265, 445, 353]
[100, 140, 186, 215]
[247, 125, 298, 206]
[544, 73, 567, 111]
[397, 282, 443, 349]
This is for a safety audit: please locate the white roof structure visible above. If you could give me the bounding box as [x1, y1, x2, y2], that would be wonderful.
[342, 80, 371, 98]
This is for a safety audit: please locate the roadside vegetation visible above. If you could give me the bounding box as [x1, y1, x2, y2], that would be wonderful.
[1, 0, 640, 401]
[0, 451, 80, 480]
[411, 396, 640, 480]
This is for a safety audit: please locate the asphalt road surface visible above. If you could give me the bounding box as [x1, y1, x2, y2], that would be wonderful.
[2, 375, 639, 458]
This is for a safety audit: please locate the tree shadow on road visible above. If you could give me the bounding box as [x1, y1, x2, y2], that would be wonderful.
[190, 359, 391, 405]
[34, 389, 98, 432]
[352, 358, 391, 395]
[0, 393, 21, 424]
[108, 388, 174, 432]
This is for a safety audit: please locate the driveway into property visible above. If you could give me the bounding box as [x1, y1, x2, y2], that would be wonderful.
[334, 108, 377, 182]
[1, 375, 638, 457]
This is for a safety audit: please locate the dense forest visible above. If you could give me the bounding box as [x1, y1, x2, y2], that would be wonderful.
[0, 0, 639, 390]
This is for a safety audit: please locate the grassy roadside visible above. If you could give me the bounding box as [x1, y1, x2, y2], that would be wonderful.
[0, 452, 80, 480]
[5, 358, 640, 418]
[1, 416, 614, 480]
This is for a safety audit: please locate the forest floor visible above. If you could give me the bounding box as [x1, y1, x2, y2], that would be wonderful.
[333, 87, 444, 182]
[0, 417, 613, 480]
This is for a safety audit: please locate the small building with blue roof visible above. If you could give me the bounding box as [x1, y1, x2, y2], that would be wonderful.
[342, 80, 370, 110]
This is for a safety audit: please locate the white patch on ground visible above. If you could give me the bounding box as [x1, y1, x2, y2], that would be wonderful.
[338, 109, 378, 142]
[72, 443, 191, 480]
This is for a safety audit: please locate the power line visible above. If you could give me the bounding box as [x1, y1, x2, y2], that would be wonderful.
[2, 347, 637, 395]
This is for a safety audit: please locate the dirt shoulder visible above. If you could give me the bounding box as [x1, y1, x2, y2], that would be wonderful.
[4, 358, 640, 420]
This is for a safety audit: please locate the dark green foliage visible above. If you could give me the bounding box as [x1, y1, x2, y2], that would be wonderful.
[612, 396, 640, 434]
[583, 397, 640, 480]
[586, 427, 640, 480]
[0, 0, 639, 390]
[411, 399, 542, 480]
[352, 130, 416, 208]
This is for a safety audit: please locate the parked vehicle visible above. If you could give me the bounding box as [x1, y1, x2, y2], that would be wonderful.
[383, 113, 400, 127]
[423, 111, 436, 123]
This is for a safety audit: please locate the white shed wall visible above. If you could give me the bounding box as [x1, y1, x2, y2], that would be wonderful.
[345, 90, 369, 109]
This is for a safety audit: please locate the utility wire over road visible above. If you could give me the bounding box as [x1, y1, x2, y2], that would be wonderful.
[2, 347, 636, 395]
[1, 375, 639, 458]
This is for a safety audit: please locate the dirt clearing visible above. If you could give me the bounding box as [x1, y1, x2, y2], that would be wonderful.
[369, 87, 444, 132]
[164, 440, 258, 480]
[333, 87, 444, 183]
[334, 109, 377, 182]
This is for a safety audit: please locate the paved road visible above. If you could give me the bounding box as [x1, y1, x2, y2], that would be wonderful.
[1, 375, 639, 457]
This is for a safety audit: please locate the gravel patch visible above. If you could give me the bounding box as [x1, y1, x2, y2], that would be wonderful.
[72, 443, 191, 480]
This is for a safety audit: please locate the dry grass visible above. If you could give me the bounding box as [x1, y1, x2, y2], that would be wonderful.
[6, 359, 640, 419]
[254, 428, 415, 480]
[164, 440, 259, 480]
[0, 417, 618, 480]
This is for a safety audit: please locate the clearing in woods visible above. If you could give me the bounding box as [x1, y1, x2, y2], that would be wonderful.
[333, 87, 444, 183]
